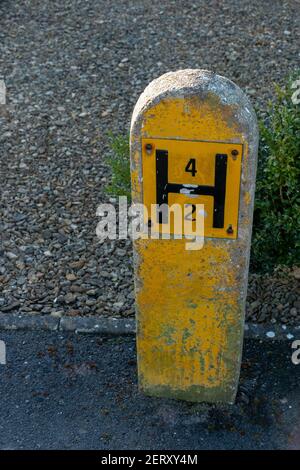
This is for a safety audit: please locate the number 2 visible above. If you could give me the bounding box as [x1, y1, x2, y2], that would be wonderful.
[185, 158, 197, 176]
[185, 204, 196, 222]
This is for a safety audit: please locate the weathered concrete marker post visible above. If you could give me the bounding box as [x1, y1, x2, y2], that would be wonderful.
[130, 70, 258, 403]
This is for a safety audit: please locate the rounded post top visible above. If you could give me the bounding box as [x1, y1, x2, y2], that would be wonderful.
[131, 69, 258, 141]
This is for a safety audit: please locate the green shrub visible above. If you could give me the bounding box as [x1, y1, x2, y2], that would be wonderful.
[251, 73, 300, 271]
[105, 73, 300, 272]
[105, 132, 131, 199]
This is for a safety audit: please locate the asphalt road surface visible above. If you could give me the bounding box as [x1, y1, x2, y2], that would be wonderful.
[0, 331, 299, 450]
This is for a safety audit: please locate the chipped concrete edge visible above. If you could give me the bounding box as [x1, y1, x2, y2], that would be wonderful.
[0, 313, 136, 335]
[0, 313, 299, 341]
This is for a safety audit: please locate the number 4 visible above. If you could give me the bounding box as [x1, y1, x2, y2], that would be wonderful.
[185, 158, 197, 177]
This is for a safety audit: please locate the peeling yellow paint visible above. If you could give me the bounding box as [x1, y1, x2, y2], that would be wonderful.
[244, 191, 251, 206]
[142, 98, 242, 142]
[136, 239, 240, 392]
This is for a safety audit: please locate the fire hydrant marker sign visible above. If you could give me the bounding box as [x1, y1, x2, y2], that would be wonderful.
[142, 138, 243, 239]
[131, 69, 258, 403]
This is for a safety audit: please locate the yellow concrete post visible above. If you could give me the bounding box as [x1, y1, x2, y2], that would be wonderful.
[130, 70, 258, 403]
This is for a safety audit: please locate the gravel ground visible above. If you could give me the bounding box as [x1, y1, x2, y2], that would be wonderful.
[0, 0, 299, 321]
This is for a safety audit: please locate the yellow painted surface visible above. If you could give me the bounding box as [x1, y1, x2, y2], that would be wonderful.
[136, 239, 240, 391]
[132, 95, 250, 402]
[142, 138, 242, 238]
